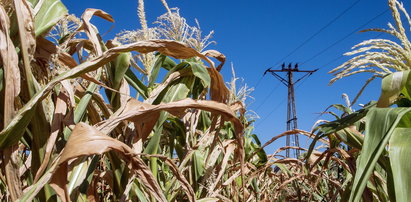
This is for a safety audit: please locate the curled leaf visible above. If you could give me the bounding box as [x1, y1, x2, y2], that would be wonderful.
[377, 71, 410, 107]
[0, 39, 222, 148]
[50, 122, 167, 202]
[202, 49, 226, 71]
[79, 9, 114, 54]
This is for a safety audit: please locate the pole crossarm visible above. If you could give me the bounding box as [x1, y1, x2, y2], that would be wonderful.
[269, 72, 288, 86]
[265, 67, 318, 85]
[294, 69, 318, 84]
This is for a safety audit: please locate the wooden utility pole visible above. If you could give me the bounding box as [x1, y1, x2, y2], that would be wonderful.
[264, 63, 317, 158]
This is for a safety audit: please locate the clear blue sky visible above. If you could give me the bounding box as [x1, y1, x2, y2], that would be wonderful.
[62, 0, 409, 154]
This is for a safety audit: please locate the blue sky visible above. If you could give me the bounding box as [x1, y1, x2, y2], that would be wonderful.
[62, 0, 409, 154]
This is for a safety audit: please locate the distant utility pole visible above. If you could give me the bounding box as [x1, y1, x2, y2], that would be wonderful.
[264, 63, 318, 158]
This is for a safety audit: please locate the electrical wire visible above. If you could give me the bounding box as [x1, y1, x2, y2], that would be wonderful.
[319, 32, 385, 69]
[254, 82, 281, 111]
[270, 0, 361, 67]
[255, 6, 389, 130]
[253, 75, 264, 89]
[255, 97, 286, 128]
[254, 1, 363, 95]
[302, 9, 389, 65]
[255, 76, 311, 128]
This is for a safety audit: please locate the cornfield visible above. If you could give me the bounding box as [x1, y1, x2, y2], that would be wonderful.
[0, 0, 411, 201]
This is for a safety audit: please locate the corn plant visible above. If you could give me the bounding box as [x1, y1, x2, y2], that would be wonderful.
[305, 0, 411, 201]
[4, 0, 411, 201]
[0, 0, 274, 201]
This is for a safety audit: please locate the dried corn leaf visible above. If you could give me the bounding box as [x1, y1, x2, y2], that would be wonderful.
[95, 97, 245, 195]
[120, 40, 215, 66]
[0, 40, 220, 148]
[97, 98, 243, 141]
[79, 9, 114, 55]
[34, 89, 68, 182]
[50, 122, 167, 202]
[34, 37, 56, 61]
[14, 0, 36, 56]
[202, 49, 226, 71]
[35, 37, 78, 69]
[13, 0, 37, 96]
[0, 5, 20, 123]
[209, 142, 236, 192]
[0, 6, 22, 201]
[139, 154, 196, 202]
[67, 39, 95, 55]
[208, 67, 229, 103]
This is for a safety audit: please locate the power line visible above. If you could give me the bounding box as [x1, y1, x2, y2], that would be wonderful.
[320, 32, 385, 69]
[302, 9, 389, 65]
[254, 82, 281, 112]
[255, 6, 389, 131]
[255, 97, 286, 128]
[259, 33, 386, 129]
[270, 0, 361, 68]
[253, 75, 264, 89]
[255, 68, 313, 128]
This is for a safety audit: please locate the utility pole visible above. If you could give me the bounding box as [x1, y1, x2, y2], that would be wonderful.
[264, 63, 318, 158]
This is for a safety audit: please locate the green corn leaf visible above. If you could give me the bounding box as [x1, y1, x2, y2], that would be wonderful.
[162, 56, 177, 70]
[377, 71, 410, 107]
[193, 150, 205, 181]
[74, 82, 98, 123]
[250, 134, 267, 166]
[330, 104, 353, 115]
[29, 0, 68, 37]
[189, 62, 210, 88]
[306, 104, 372, 160]
[349, 107, 411, 202]
[153, 76, 194, 105]
[144, 75, 195, 189]
[67, 159, 90, 196]
[162, 81, 192, 103]
[251, 134, 262, 146]
[335, 128, 364, 150]
[78, 156, 100, 194]
[162, 62, 189, 83]
[149, 54, 166, 87]
[17, 160, 59, 201]
[125, 68, 148, 99]
[110, 52, 131, 109]
[29, 103, 51, 197]
[132, 182, 149, 202]
[113, 52, 131, 90]
[64, 70, 102, 139]
[317, 106, 371, 135]
[144, 125, 164, 155]
[389, 128, 411, 202]
[143, 125, 163, 195]
[107, 151, 129, 199]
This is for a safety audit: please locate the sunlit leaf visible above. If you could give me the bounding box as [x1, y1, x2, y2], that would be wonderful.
[349, 107, 411, 202]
